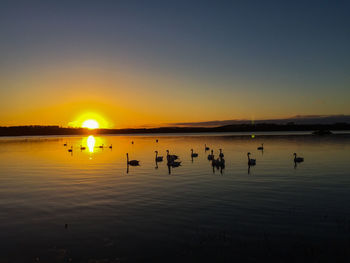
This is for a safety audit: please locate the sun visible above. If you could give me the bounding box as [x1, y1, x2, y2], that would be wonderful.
[68, 112, 110, 129]
[82, 119, 99, 129]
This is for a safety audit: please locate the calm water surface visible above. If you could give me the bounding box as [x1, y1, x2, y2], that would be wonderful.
[0, 133, 350, 262]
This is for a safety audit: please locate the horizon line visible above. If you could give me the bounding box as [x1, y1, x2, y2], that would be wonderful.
[1, 114, 350, 130]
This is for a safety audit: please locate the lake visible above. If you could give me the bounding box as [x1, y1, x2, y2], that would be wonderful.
[0, 133, 350, 262]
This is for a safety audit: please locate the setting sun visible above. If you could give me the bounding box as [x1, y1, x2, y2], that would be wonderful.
[82, 119, 99, 129]
[68, 112, 110, 129]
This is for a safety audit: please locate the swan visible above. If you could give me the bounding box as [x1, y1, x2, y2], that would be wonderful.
[63, 142, 67, 146]
[205, 144, 210, 151]
[217, 157, 225, 166]
[293, 153, 304, 162]
[247, 152, 256, 165]
[166, 150, 178, 161]
[126, 153, 139, 166]
[155, 151, 163, 162]
[211, 155, 216, 166]
[109, 144, 112, 149]
[166, 150, 180, 166]
[80, 145, 86, 150]
[257, 143, 264, 150]
[191, 149, 198, 158]
[99, 144, 104, 149]
[219, 149, 224, 158]
[208, 149, 214, 160]
[68, 146, 73, 152]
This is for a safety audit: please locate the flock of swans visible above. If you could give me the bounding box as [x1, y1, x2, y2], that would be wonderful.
[125, 142, 304, 174]
[64, 140, 304, 174]
[64, 143, 112, 152]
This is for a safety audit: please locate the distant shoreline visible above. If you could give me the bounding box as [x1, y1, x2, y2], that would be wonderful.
[0, 123, 349, 137]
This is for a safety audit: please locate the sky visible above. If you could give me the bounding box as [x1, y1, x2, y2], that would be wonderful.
[0, 0, 349, 128]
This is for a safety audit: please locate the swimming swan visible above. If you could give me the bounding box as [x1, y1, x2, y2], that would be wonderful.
[191, 149, 198, 158]
[127, 153, 139, 166]
[247, 152, 256, 165]
[219, 149, 224, 158]
[257, 143, 264, 150]
[293, 153, 304, 162]
[155, 151, 163, 162]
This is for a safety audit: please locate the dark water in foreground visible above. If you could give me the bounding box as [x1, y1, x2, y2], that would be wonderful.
[0, 133, 350, 262]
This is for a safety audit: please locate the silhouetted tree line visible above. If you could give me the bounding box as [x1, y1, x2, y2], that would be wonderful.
[0, 123, 349, 136]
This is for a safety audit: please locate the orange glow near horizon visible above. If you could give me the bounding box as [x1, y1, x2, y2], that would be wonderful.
[68, 112, 110, 129]
[2, 60, 348, 129]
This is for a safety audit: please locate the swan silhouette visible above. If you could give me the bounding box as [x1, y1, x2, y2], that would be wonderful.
[68, 146, 73, 152]
[155, 151, 163, 162]
[80, 145, 86, 150]
[257, 143, 264, 150]
[211, 155, 216, 166]
[208, 149, 214, 160]
[191, 149, 198, 158]
[219, 149, 224, 158]
[166, 150, 181, 167]
[205, 144, 210, 151]
[109, 144, 112, 149]
[247, 152, 256, 165]
[126, 153, 139, 166]
[293, 153, 304, 162]
[166, 150, 178, 161]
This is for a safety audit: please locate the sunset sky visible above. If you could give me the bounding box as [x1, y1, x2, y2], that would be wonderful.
[1, 1, 349, 128]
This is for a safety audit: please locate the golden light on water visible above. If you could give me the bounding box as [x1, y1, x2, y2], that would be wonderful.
[81, 135, 106, 154]
[82, 119, 99, 129]
[87, 135, 95, 152]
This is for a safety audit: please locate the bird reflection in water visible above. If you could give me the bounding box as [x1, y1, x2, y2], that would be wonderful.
[294, 161, 303, 169]
[211, 152, 225, 175]
[248, 164, 252, 175]
[167, 161, 181, 175]
[212, 164, 225, 175]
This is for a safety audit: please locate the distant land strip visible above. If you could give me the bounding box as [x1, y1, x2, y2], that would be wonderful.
[169, 115, 350, 127]
[0, 123, 350, 137]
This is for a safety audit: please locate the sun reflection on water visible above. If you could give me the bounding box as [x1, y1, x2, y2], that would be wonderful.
[87, 135, 95, 152]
